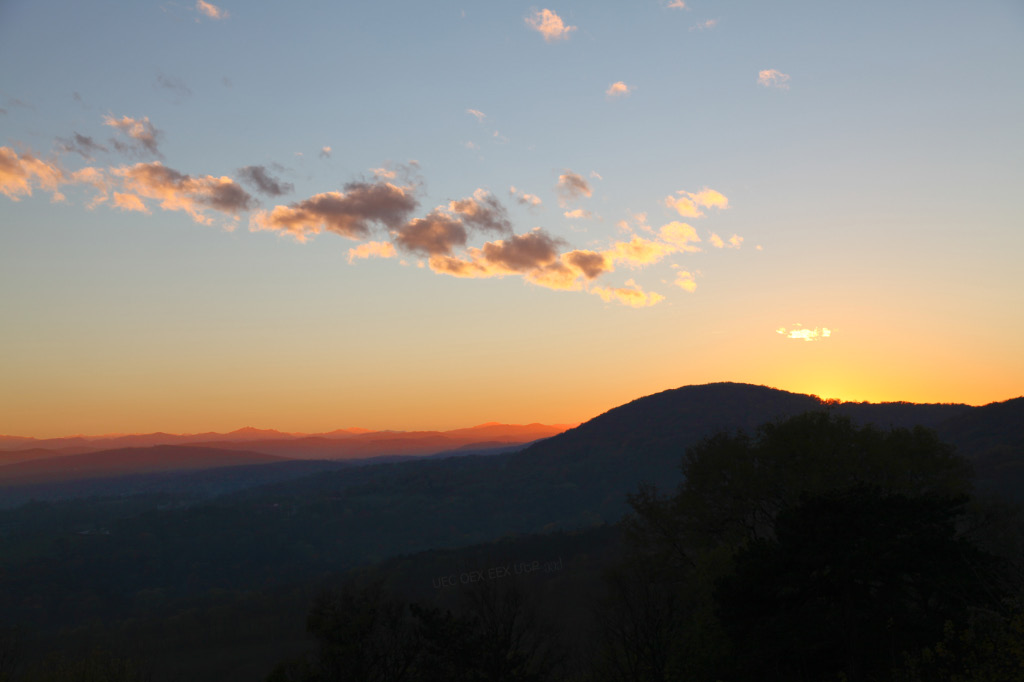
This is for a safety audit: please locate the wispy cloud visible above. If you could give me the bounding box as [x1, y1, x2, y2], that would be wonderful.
[237, 165, 294, 197]
[708, 232, 743, 249]
[0, 147, 64, 200]
[348, 241, 397, 264]
[592, 279, 665, 308]
[155, 73, 191, 98]
[690, 18, 717, 31]
[556, 171, 592, 206]
[466, 109, 486, 122]
[57, 133, 108, 160]
[664, 187, 728, 218]
[510, 186, 542, 207]
[758, 69, 791, 90]
[114, 162, 254, 225]
[525, 9, 576, 42]
[666, 1, 687, 8]
[776, 325, 832, 341]
[448, 189, 512, 233]
[563, 208, 592, 220]
[104, 115, 163, 158]
[606, 81, 632, 98]
[319, 146, 332, 159]
[196, 0, 229, 20]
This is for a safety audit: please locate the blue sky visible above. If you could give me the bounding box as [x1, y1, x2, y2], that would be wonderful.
[1, 1, 1022, 436]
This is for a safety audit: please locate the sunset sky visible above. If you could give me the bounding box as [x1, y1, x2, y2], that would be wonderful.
[1, 1, 1022, 438]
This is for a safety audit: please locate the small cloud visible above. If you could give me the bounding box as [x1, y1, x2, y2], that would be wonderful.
[371, 167, 397, 180]
[114, 161, 254, 225]
[666, 0, 687, 8]
[0, 147, 64, 200]
[758, 69, 790, 90]
[690, 18, 717, 31]
[708, 232, 743, 249]
[590, 171, 603, 180]
[664, 187, 728, 218]
[592, 279, 665, 308]
[606, 81, 632, 98]
[525, 9, 576, 42]
[510, 186, 542, 207]
[776, 325, 832, 342]
[556, 170, 592, 206]
[449, 189, 512, 233]
[196, 0, 229, 20]
[57, 133, 108, 160]
[466, 109, 486, 121]
[674, 270, 697, 292]
[348, 241, 397, 264]
[155, 73, 191, 98]
[603, 235, 675, 268]
[104, 115, 163, 159]
[319, 146, 332, 159]
[237, 165, 294, 197]
[464, 141, 479, 150]
[658, 221, 701, 252]
[563, 208, 592, 220]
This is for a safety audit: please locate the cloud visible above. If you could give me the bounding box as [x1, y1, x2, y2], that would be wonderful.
[393, 211, 468, 256]
[114, 161, 254, 225]
[112, 192, 149, 213]
[606, 81, 632, 98]
[674, 270, 697, 292]
[564, 249, 611, 279]
[156, 73, 191, 98]
[348, 241, 397, 264]
[196, 0, 229, 20]
[480, 229, 562, 272]
[319, 146, 332, 159]
[510, 186, 542, 207]
[658, 221, 701, 252]
[603, 235, 676, 267]
[525, 9, 576, 42]
[667, 1, 687, 8]
[57, 133, 108, 160]
[563, 208, 592, 220]
[690, 18, 717, 31]
[592, 279, 665, 308]
[237, 165, 294, 197]
[448, 189, 512, 233]
[664, 187, 728, 218]
[709, 232, 743, 249]
[104, 115, 163, 158]
[250, 180, 418, 242]
[0, 147, 64, 200]
[556, 171, 592, 205]
[776, 325, 832, 341]
[466, 109, 486, 121]
[371, 167, 397, 180]
[758, 69, 791, 90]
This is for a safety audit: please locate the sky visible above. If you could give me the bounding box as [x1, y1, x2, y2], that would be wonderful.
[1, 1, 1022, 438]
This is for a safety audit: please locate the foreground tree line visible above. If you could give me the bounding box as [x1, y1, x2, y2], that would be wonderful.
[268, 412, 1024, 682]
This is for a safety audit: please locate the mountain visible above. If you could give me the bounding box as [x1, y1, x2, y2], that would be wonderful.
[0, 445, 286, 486]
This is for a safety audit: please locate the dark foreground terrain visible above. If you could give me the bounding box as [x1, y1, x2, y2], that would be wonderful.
[1, 383, 1021, 680]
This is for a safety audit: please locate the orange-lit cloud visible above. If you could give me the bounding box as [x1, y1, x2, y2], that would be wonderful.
[115, 162, 253, 225]
[674, 270, 697, 292]
[448, 189, 512, 233]
[758, 69, 790, 89]
[510, 186, 542, 207]
[556, 171, 592, 205]
[196, 1, 229, 20]
[691, 18, 717, 31]
[525, 9, 576, 42]
[658, 221, 701, 252]
[348, 241, 396, 264]
[237, 165, 293, 197]
[603, 235, 675, 267]
[776, 325, 832, 341]
[667, 1, 687, 8]
[393, 211, 468, 256]
[709, 232, 743, 249]
[592, 279, 665, 307]
[564, 249, 611, 279]
[112, 192, 149, 213]
[664, 187, 728, 218]
[466, 109, 486, 121]
[0, 147, 64, 199]
[250, 181, 417, 241]
[564, 208, 592, 220]
[319, 146, 332, 159]
[104, 115, 163, 158]
[606, 82, 632, 97]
